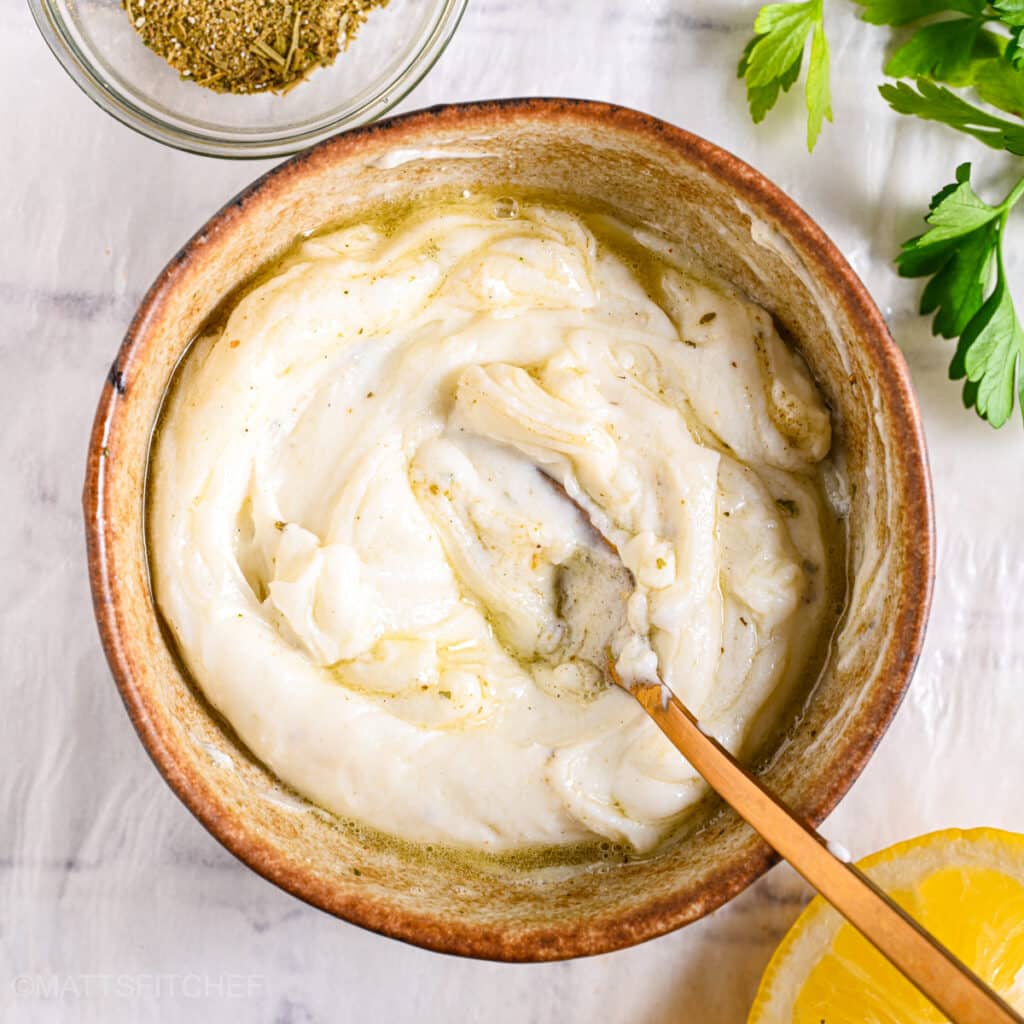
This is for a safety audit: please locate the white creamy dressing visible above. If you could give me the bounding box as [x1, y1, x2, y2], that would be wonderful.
[150, 196, 837, 853]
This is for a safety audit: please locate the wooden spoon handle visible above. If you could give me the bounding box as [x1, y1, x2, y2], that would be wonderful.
[630, 681, 1023, 1024]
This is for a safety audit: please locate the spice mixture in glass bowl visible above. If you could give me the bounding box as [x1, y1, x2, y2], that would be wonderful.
[29, 0, 467, 158]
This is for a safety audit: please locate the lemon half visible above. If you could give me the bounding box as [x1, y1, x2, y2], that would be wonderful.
[748, 828, 1024, 1023]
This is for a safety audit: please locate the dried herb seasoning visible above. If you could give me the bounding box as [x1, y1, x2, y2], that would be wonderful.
[122, 0, 388, 94]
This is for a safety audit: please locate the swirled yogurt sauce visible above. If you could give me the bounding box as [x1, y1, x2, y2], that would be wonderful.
[149, 194, 843, 854]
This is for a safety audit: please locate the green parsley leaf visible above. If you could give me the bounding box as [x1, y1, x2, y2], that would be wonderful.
[1006, 26, 1024, 68]
[806, 19, 833, 149]
[993, 2, 1024, 66]
[748, 2, 819, 85]
[994, 0, 1024, 27]
[856, 0, 985, 25]
[907, 163, 1002, 243]
[897, 164, 1000, 337]
[739, 0, 831, 150]
[920, 220, 999, 336]
[738, 36, 803, 123]
[973, 55, 1024, 114]
[952, 274, 1024, 425]
[885, 19, 985, 81]
[880, 79, 1024, 154]
[899, 164, 1024, 426]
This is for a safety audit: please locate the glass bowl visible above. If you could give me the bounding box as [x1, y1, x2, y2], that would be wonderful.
[28, 0, 468, 159]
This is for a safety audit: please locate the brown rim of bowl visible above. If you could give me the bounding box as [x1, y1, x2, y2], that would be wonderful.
[83, 98, 935, 961]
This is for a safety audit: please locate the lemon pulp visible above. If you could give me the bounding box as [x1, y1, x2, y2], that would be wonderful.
[749, 828, 1024, 1023]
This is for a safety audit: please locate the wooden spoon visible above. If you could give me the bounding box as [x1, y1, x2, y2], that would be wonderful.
[557, 541, 1023, 1024]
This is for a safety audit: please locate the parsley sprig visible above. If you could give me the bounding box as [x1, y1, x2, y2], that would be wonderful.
[738, 0, 832, 151]
[738, 0, 1024, 426]
[899, 163, 1024, 425]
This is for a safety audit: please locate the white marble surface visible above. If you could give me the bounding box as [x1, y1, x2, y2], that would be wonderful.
[4, 1, 1024, 1021]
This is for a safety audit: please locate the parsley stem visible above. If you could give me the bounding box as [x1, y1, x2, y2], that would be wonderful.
[1001, 176, 1024, 215]
[997, 178, 1024, 277]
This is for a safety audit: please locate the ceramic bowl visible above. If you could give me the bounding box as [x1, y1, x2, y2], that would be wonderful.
[83, 99, 933, 960]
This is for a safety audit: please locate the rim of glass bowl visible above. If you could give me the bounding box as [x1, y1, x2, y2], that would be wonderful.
[28, 0, 469, 159]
